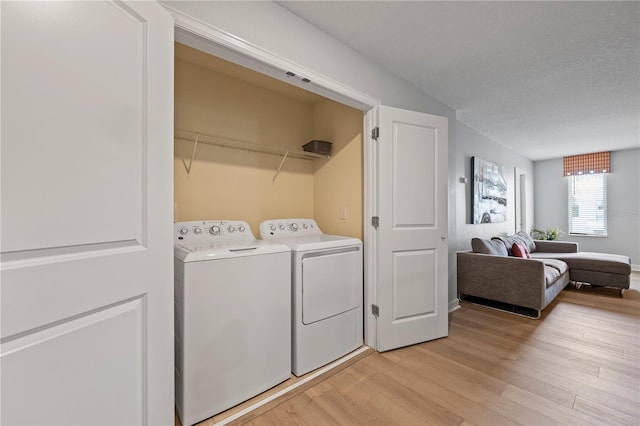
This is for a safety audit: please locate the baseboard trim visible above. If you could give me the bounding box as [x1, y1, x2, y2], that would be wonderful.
[448, 298, 460, 313]
[632, 264, 639, 272]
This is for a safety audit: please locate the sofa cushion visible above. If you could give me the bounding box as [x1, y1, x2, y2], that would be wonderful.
[516, 231, 537, 253]
[542, 265, 562, 288]
[528, 258, 569, 288]
[471, 238, 508, 256]
[533, 258, 569, 275]
[492, 232, 536, 256]
[512, 242, 531, 258]
[530, 252, 631, 275]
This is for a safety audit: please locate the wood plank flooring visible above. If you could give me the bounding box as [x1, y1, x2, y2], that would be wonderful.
[223, 272, 640, 425]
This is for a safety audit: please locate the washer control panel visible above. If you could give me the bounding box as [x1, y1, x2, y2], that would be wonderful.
[259, 219, 321, 239]
[175, 220, 254, 244]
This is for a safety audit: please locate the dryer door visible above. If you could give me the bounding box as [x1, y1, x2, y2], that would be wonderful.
[301, 246, 362, 325]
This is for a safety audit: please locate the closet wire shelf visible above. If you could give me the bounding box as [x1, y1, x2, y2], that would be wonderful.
[174, 129, 330, 182]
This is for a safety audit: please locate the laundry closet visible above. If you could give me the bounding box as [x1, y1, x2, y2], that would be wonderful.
[174, 43, 364, 239]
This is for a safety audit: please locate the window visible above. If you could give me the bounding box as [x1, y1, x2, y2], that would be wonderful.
[568, 173, 607, 236]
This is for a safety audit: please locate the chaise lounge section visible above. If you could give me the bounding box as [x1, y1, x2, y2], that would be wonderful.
[529, 247, 631, 294]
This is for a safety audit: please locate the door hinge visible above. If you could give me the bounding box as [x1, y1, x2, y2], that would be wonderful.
[371, 304, 379, 317]
[371, 216, 379, 229]
[371, 127, 379, 140]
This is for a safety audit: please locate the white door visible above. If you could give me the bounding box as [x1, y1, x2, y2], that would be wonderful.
[375, 105, 448, 352]
[1, 2, 174, 425]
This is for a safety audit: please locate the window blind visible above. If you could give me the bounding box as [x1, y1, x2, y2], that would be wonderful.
[568, 173, 607, 236]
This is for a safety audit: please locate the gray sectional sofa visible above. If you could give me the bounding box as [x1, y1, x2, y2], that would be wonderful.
[457, 232, 632, 318]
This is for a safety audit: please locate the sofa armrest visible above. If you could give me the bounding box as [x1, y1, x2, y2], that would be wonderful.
[533, 240, 578, 253]
[457, 252, 545, 310]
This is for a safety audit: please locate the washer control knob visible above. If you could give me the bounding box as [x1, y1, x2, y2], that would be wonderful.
[209, 225, 221, 235]
[278, 224, 286, 231]
[228, 226, 236, 233]
[179, 227, 189, 235]
[238, 225, 246, 233]
[302, 223, 308, 230]
[193, 227, 202, 235]
[290, 223, 298, 231]
[270, 224, 277, 231]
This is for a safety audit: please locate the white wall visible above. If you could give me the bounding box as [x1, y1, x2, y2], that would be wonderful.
[452, 121, 535, 290]
[534, 148, 640, 268]
[162, 1, 453, 116]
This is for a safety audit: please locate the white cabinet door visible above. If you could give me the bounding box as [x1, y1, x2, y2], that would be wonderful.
[1, 1, 174, 424]
[376, 106, 448, 351]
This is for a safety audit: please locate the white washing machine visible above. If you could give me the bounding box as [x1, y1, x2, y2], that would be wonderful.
[174, 220, 291, 426]
[260, 219, 363, 376]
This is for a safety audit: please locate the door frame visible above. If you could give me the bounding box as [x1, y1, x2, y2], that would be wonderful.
[514, 168, 528, 234]
[166, 6, 382, 350]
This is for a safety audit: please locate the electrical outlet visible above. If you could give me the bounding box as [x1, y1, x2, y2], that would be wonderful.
[340, 207, 347, 220]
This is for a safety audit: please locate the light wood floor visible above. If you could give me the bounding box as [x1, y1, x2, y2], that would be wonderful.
[223, 272, 640, 425]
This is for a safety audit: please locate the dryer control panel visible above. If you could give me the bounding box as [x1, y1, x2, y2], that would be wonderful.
[259, 219, 322, 239]
[175, 220, 254, 244]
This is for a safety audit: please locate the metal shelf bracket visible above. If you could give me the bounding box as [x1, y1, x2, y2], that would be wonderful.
[273, 150, 289, 183]
[181, 133, 199, 176]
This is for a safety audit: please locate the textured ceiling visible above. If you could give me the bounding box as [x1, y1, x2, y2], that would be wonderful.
[277, 1, 640, 161]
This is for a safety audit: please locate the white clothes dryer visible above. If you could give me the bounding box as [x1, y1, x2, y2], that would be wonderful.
[260, 219, 363, 376]
[174, 220, 291, 426]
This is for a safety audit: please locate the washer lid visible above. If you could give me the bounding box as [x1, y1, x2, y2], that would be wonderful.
[175, 239, 290, 262]
[269, 234, 362, 252]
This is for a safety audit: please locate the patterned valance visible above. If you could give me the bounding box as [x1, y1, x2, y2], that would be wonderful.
[563, 151, 610, 176]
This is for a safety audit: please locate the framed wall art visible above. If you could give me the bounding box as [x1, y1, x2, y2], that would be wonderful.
[472, 156, 507, 224]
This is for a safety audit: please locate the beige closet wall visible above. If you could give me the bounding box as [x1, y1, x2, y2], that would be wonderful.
[174, 58, 315, 234]
[312, 101, 364, 239]
[174, 49, 363, 239]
